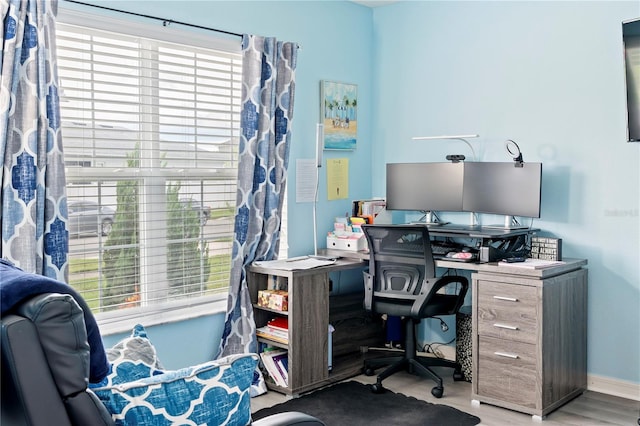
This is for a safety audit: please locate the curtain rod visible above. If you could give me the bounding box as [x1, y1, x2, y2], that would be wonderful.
[63, 0, 243, 39]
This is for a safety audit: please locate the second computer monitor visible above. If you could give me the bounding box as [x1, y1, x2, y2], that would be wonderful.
[462, 161, 542, 218]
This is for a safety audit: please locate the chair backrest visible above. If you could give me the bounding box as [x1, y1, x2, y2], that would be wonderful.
[362, 224, 468, 320]
[363, 224, 436, 278]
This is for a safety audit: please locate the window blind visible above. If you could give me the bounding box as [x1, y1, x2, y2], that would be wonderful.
[57, 20, 243, 312]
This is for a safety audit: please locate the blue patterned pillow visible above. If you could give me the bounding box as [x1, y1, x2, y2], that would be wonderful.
[92, 353, 259, 426]
[90, 324, 165, 389]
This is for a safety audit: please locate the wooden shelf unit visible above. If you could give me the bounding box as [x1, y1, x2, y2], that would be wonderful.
[248, 258, 370, 396]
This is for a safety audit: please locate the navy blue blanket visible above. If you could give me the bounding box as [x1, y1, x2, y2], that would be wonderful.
[0, 259, 109, 383]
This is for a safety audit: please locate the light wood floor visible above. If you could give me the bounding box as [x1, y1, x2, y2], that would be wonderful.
[251, 368, 640, 425]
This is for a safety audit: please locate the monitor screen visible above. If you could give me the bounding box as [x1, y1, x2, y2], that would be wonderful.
[386, 162, 464, 212]
[462, 162, 542, 218]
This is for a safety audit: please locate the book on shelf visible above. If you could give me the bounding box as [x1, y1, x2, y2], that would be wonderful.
[260, 349, 288, 387]
[276, 355, 288, 385]
[271, 351, 288, 387]
[267, 317, 288, 332]
[256, 325, 288, 344]
[352, 199, 386, 223]
[265, 327, 288, 340]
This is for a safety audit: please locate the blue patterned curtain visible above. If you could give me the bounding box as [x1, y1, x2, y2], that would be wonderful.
[1, 0, 68, 280]
[217, 34, 297, 396]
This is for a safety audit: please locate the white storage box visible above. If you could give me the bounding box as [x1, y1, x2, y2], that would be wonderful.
[326, 235, 367, 251]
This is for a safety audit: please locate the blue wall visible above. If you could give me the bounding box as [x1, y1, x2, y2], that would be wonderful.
[67, 1, 639, 385]
[102, 314, 225, 369]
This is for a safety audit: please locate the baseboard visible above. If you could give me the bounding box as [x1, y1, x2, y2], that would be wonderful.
[587, 374, 640, 401]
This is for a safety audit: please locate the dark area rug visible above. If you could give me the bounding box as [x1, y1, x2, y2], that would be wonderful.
[252, 381, 481, 426]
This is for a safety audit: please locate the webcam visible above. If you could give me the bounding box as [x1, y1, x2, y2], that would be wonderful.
[446, 154, 466, 163]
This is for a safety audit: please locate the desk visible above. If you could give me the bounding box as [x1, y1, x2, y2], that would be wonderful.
[250, 254, 588, 416]
[320, 249, 588, 418]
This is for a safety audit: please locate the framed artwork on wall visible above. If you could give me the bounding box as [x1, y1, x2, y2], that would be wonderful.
[320, 80, 358, 150]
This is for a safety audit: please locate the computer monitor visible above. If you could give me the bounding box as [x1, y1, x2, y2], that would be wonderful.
[386, 162, 465, 218]
[462, 162, 542, 223]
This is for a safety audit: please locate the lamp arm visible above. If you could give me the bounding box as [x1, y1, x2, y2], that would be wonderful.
[451, 138, 477, 162]
[411, 134, 479, 161]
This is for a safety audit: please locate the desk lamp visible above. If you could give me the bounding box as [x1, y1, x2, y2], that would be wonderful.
[412, 134, 480, 225]
[411, 134, 479, 161]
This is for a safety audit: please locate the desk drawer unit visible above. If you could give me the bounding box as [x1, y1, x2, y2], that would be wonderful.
[476, 335, 537, 409]
[476, 281, 538, 345]
[471, 268, 588, 419]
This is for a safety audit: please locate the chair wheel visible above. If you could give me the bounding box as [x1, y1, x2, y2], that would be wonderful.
[371, 382, 385, 394]
[364, 367, 376, 376]
[453, 371, 464, 381]
[431, 386, 444, 398]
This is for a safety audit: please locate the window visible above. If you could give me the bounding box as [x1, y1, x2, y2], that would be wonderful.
[57, 11, 246, 314]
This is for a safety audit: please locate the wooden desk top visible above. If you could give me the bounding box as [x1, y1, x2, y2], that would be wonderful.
[320, 248, 587, 279]
[249, 256, 365, 278]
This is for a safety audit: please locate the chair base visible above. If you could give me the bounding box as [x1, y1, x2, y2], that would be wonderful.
[364, 353, 462, 398]
[363, 317, 464, 398]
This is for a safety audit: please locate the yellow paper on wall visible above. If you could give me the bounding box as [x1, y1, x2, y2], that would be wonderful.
[327, 158, 349, 200]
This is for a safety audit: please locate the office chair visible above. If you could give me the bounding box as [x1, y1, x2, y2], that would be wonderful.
[361, 224, 468, 398]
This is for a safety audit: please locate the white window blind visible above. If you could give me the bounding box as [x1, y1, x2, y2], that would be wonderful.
[57, 17, 244, 312]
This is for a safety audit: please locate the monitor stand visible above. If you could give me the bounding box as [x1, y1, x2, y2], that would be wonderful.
[412, 211, 450, 226]
[483, 215, 529, 230]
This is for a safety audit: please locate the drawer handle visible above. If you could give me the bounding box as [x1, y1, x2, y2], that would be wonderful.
[493, 323, 519, 330]
[494, 351, 519, 359]
[493, 296, 518, 302]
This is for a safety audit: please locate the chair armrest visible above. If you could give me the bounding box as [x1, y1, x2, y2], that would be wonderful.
[1, 312, 72, 426]
[253, 411, 326, 426]
[15, 293, 91, 397]
[412, 275, 469, 317]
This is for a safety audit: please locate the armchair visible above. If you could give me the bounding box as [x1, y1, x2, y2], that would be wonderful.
[1, 264, 324, 425]
[361, 224, 468, 398]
